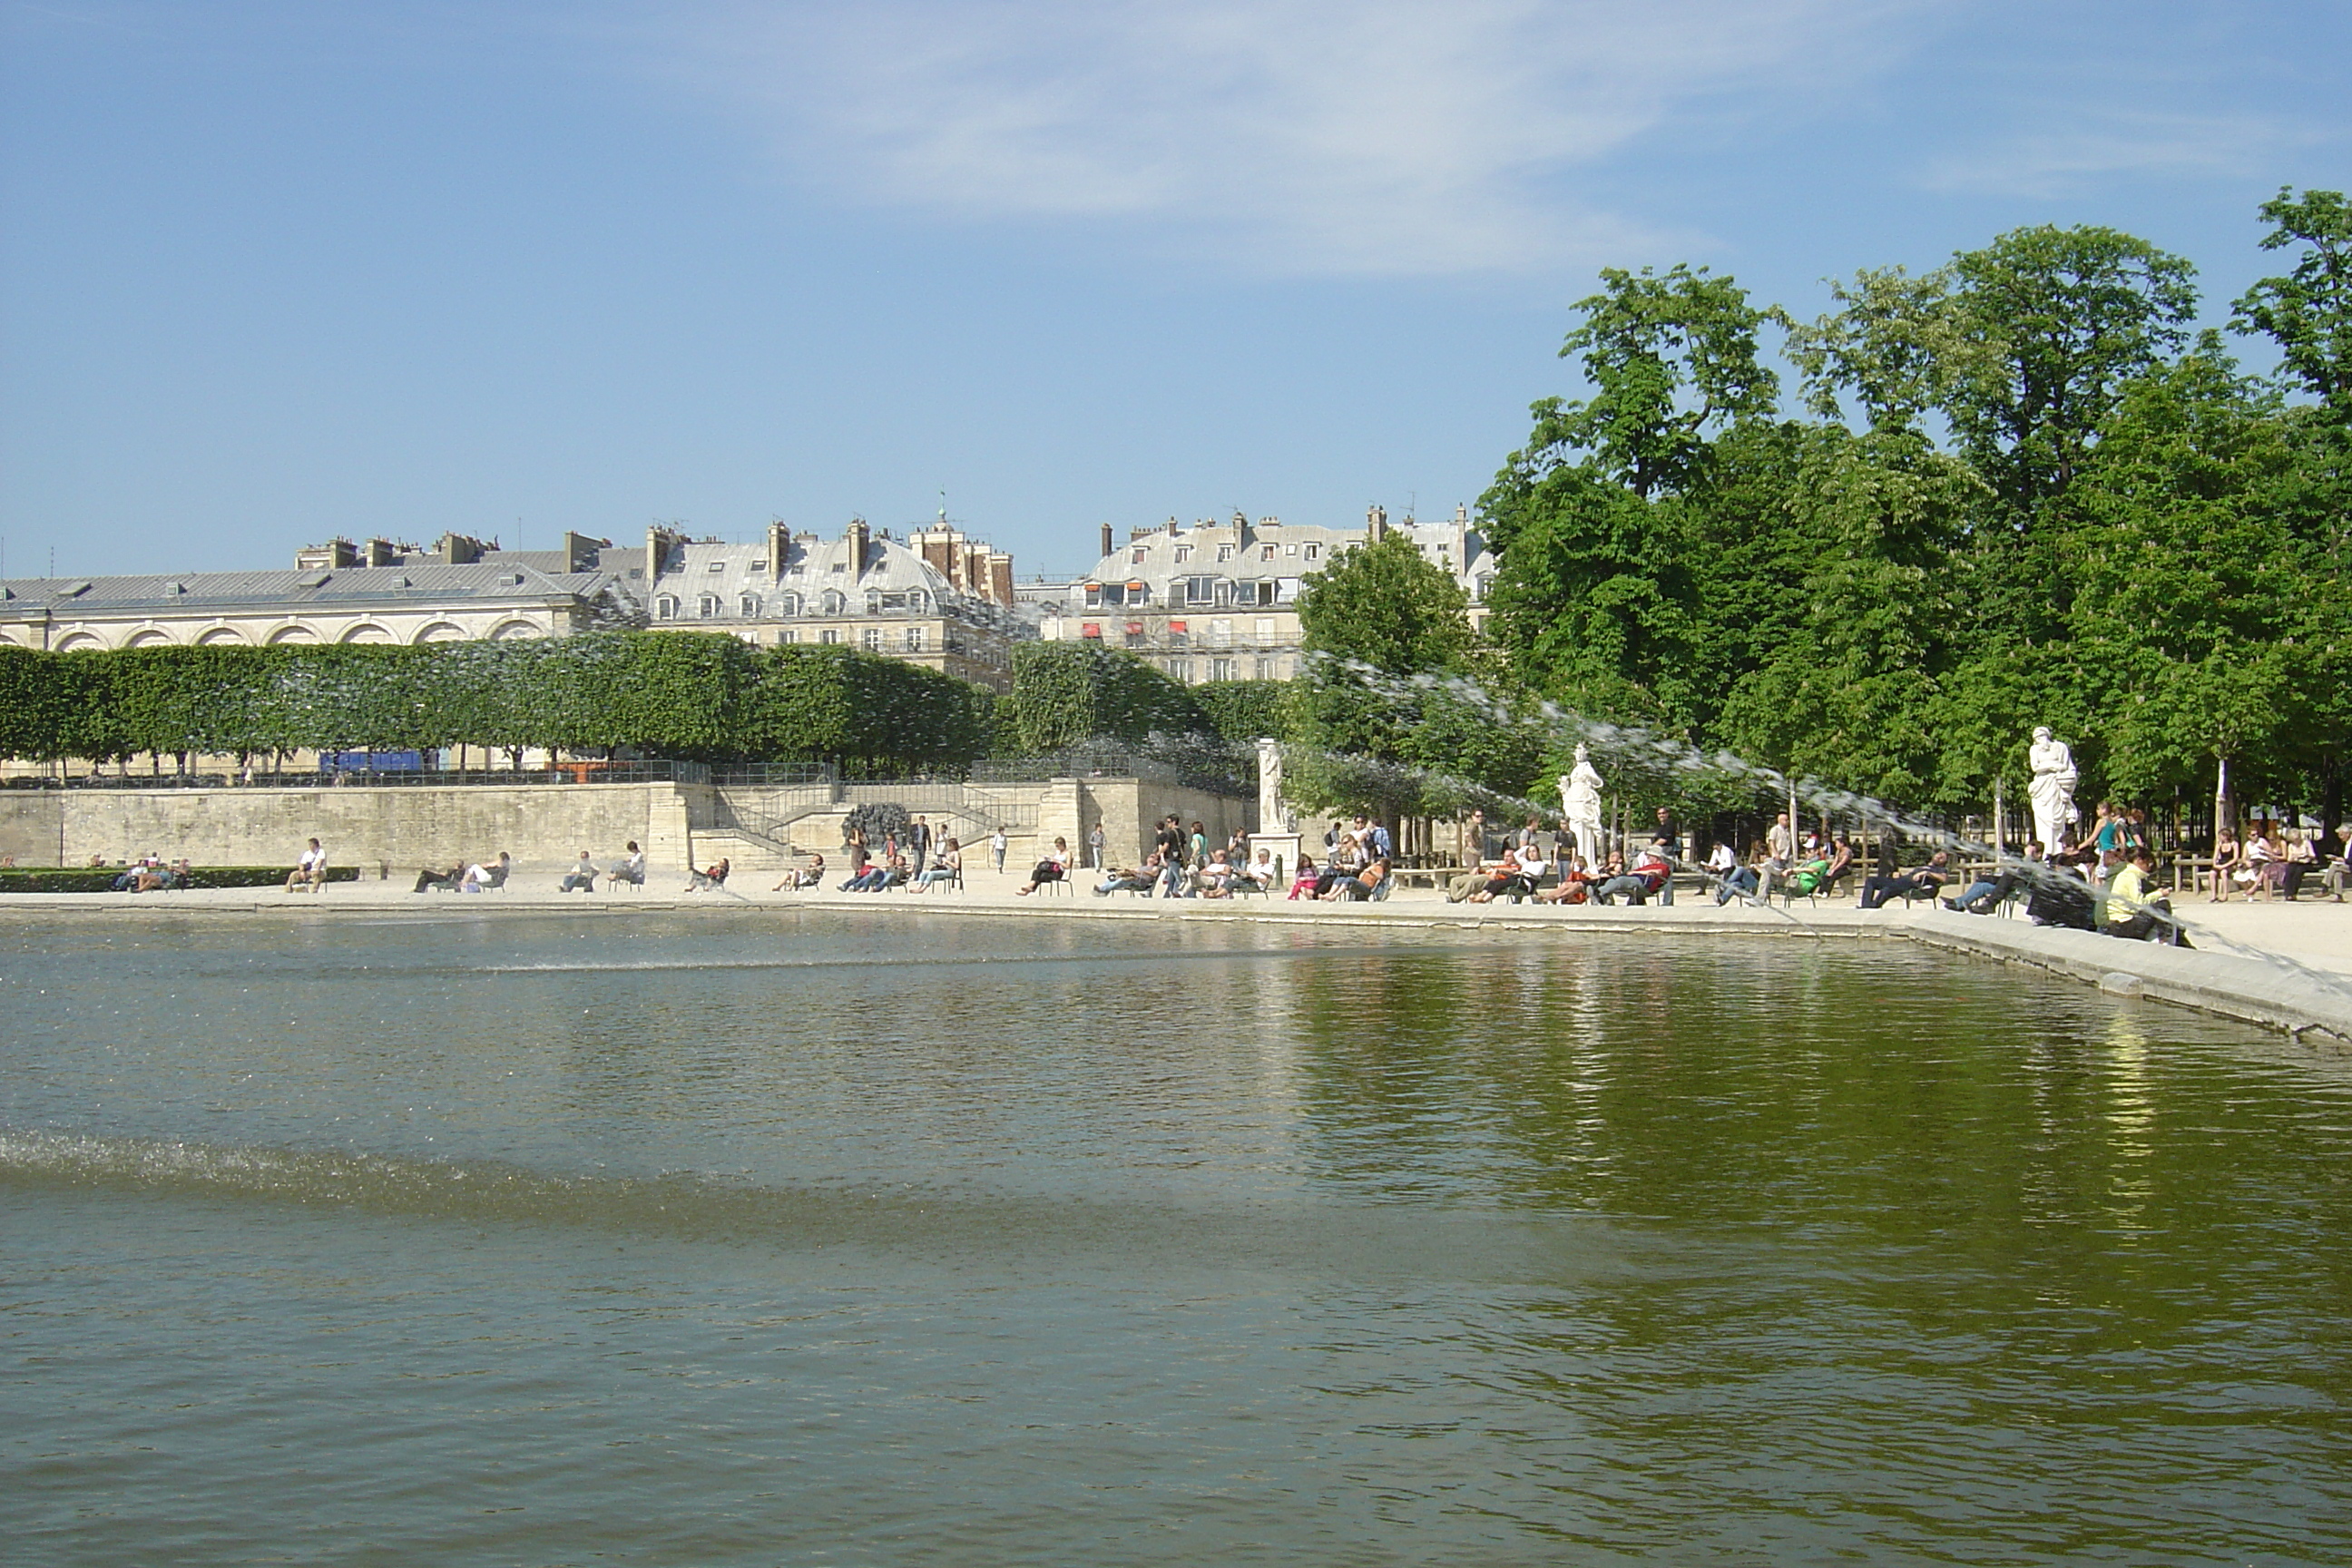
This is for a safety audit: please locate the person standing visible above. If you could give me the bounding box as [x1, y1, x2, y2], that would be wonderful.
[989, 826, 1009, 874]
[1460, 808, 1487, 866]
[1088, 823, 1106, 871]
[908, 816, 932, 877]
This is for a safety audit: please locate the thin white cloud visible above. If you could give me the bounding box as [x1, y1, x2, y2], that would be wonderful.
[1925, 111, 2319, 199]
[655, 0, 1920, 276]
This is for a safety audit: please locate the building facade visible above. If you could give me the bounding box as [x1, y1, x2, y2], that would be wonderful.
[1, 520, 1031, 691]
[628, 519, 1031, 691]
[1031, 505, 1494, 682]
[0, 539, 632, 652]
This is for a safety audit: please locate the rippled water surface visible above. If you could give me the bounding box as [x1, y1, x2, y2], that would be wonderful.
[5, 908, 2349, 1564]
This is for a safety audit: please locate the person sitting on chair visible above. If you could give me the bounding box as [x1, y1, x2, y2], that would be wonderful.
[685, 857, 730, 892]
[772, 853, 824, 891]
[608, 842, 646, 887]
[1534, 854, 1594, 904]
[1014, 838, 1071, 895]
[1945, 843, 2042, 914]
[1194, 849, 1241, 898]
[559, 851, 598, 892]
[1286, 854, 1320, 900]
[1857, 849, 1948, 909]
[1320, 858, 1390, 901]
[1095, 856, 1158, 896]
[913, 840, 961, 892]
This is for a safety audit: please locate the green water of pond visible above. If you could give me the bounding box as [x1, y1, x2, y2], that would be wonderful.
[3, 910, 2347, 1564]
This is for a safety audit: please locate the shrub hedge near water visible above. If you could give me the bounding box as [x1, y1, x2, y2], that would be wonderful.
[0, 866, 364, 893]
[0, 635, 995, 772]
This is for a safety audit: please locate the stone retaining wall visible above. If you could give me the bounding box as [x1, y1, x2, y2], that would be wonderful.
[0, 783, 695, 876]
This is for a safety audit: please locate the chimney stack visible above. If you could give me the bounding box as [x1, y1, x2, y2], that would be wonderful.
[644, 524, 686, 580]
[845, 517, 870, 577]
[559, 532, 610, 573]
[1100, 523, 1114, 560]
[767, 521, 792, 583]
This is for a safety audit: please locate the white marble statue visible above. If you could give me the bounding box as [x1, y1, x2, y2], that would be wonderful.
[1256, 738, 1293, 835]
[1561, 743, 1604, 869]
[2028, 726, 2078, 852]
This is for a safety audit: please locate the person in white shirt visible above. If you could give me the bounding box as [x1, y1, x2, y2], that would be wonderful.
[284, 838, 326, 894]
[608, 841, 646, 887]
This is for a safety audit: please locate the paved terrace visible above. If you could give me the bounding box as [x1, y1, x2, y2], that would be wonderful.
[12, 869, 2352, 1047]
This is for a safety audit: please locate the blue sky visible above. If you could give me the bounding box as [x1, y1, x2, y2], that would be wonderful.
[3, 1, 2344, 581]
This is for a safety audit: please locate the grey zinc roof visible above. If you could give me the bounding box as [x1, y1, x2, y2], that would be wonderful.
[0, 563, 619, 614]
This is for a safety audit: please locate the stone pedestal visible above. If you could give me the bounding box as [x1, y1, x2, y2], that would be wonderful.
[1250, 831, 1302, 886]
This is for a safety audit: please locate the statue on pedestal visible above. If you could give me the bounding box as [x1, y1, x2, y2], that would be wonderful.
[2028, 726, 2078, 852]
[1561, 743, 1604, 869]
[1256, 738, 1292, 835]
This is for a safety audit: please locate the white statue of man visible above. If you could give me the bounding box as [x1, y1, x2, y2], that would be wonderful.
[1561, 743, 1604, 869]
[1256, 738, 1291, 835]
[2028, 726, 2078, 852]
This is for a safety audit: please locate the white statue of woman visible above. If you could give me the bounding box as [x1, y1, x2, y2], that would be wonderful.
[1256, 737, 1291, 834]
[1561, 743, 1604, 869]
[2028, 726, 2078, 852]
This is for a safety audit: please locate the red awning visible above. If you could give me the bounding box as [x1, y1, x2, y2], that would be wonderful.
[1167, 620, 1187, 633]
[1081, 622, 1102, 637]
[1125, 622, 1144, 634]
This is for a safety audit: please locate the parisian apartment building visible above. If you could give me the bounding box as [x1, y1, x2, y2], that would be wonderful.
[1021, 505, 1494, 683]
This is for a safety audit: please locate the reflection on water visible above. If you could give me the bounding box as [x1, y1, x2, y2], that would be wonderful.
[4, 911, 2349, 1566]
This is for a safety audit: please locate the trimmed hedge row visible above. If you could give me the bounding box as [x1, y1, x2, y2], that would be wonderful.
[0, 635, 995, 772]
[0, 866, 365, 893]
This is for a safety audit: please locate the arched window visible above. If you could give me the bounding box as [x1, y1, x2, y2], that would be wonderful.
[697, 594, 720, 618]
[655, 595, 679, 621]
[777, 593, 801, 617]
[819, 590, 847, 615]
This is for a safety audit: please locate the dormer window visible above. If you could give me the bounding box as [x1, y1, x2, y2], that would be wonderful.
[1216, 545, 1232, 562]
[778, 593, 801, 616]
[1261, 545, 1276, 561]
[655, 595, 679, 620]
[740, 594, 760, 617]
[1174, 545, 1191, 564]
[1131, 548, 1146, 564]
[1304, 544, 1319, 562]
[697, 594, 720, 618]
